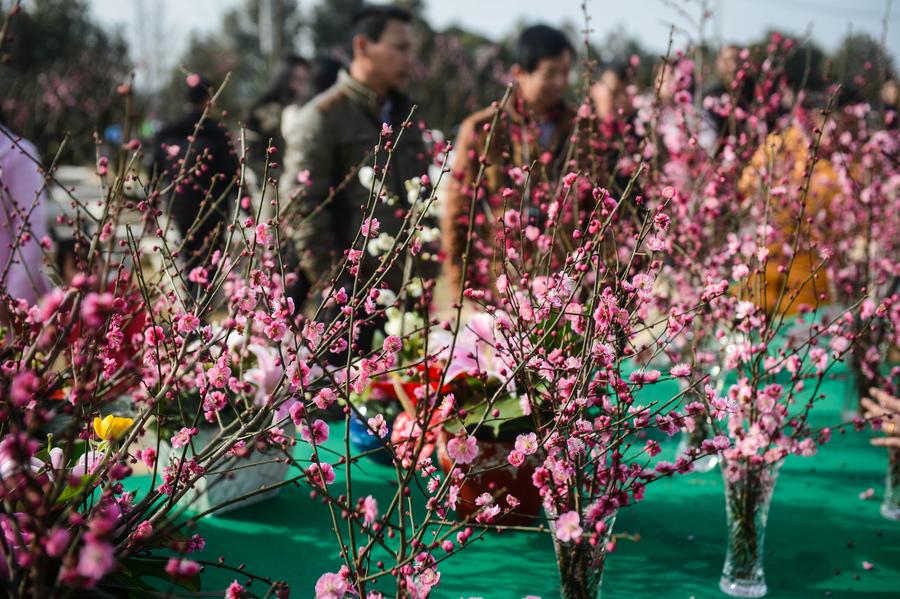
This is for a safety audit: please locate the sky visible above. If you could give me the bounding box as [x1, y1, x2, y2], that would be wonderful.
[89, 0, 899, 85]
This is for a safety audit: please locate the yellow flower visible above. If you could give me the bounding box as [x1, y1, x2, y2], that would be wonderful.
[93, 414, 134, 441]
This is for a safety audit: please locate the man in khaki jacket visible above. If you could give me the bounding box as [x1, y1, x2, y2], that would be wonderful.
[280, 5, 437, 314]
[441, 25, 576, 295]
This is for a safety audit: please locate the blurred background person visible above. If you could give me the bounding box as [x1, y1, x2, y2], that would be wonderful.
[881, 78, 898, 129]
[150, 77, 239, 294]
[736, 90, 838, 318]
[442, 23, 575, 294]
[703, 44, 755, 137]
[637, 60, 717, 159]
[276, 55, 344, 305]
[279, 55, 345, 170]
[245, 54, 312, 181]
[589, 60, 642, 194]
[863, 388, 900, 449]
[591, 61, 635, 122]
[0, 112, 51, 309]
[280, 4, 437, 355]
[310, 56, 346, 98]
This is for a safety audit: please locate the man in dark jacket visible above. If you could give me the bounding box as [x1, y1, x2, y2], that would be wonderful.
[280, 4, 438, 313]
[151, 79, 239, 283]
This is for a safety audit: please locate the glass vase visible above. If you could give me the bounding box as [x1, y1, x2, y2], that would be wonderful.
[842, 340, 880, 419]
[881, 447, 900, 521]
[549, 513, 616, 599]
[676, 366, 724, 473]
[719, 457, 781, 598]
[677, 415, 719, 473]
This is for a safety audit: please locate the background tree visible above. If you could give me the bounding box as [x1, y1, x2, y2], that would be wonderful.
[0, 0, 130, 163]
[828, 32, 896, 105]
[413, 26, 507, 135]
[747, 29, 828, 94]
[309, 0, 363, 57]
[594, 30, 655, 88]
[154, 0, 304, 124]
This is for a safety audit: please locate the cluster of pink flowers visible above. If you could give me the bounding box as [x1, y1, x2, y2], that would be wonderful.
[0, 24, 896, 599]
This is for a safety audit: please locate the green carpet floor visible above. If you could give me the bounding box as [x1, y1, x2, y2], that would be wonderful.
[132, 371, 900, 598]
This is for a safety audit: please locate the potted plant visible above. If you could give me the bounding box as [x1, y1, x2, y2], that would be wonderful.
[435, 374, 543, 525]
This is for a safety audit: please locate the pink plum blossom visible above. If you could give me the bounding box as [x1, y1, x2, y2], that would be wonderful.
[315, 572, 348, 599]
[446, 435, 479, 465]
[555, 511, 583, 543]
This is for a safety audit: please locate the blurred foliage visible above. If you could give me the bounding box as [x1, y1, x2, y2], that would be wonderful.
[153, 0, 305, 124]
[0, 0, 896, 164]
[827, 32, 896, 105]
[413, 27, 508, 135]
[0, 0, 130, 163]
[309, 0, 363, 55]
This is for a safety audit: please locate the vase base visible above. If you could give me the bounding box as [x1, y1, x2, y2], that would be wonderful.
[880, 501, 900, 521]
[719, 576, 767, 598]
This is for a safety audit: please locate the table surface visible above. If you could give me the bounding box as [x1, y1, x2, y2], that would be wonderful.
[132, 371, 900, 598]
